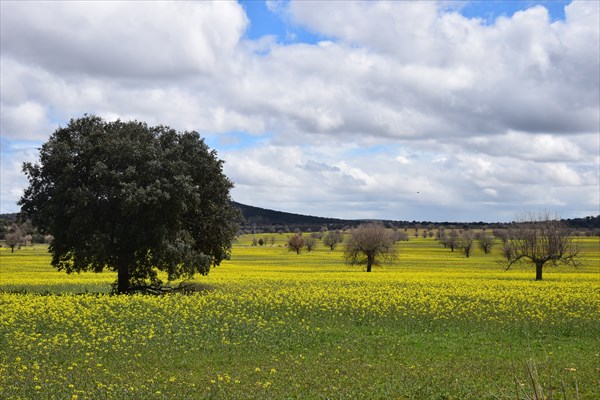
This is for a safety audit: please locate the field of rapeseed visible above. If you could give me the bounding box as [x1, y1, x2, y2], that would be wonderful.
[0, 234, 598, 399]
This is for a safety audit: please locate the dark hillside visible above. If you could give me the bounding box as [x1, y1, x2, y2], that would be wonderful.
[565, 215, 600, 229]
[232, 202, 357, 232]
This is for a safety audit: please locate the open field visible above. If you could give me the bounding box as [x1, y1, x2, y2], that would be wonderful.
[1, 235, 598, 399]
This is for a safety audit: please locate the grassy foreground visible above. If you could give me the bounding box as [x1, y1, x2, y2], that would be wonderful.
[0, 235, 598, 399]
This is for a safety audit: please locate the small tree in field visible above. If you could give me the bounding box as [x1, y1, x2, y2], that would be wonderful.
[504, 211, 579, 281]
[305, 236, 318, 252]
[493, 229, 510, 244]
[5, 226, 23, 253]
[394, 230, 409, 242]
[287, 234, 305, 254]
[19, 115, 241, 293]
[443, 230, 459, 252]
[457, 231, 474, 258]
[323, 230, 343, 250]
[344, 222, 398, 272]
[476, 232, 495, 254]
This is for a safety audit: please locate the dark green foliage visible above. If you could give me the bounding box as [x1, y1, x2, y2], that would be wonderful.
[19, 115, 240, 293]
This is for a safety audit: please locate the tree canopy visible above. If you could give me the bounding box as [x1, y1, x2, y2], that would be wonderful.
[344, 222, 398, 272]
[504, 210, 579, 280]
[19, 115, 241, 293]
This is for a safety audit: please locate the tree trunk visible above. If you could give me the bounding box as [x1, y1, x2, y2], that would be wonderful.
[535, 261, 544, 281]
[117, 255, 130, 294]
[366, 254, 373, 272]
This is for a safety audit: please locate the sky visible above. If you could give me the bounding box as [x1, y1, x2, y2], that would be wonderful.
[1, 0, 598, 222]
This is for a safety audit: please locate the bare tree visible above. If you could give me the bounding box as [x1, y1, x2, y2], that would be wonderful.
[394, 230, 409, 242]
[23, 234, 33, 247]
[457, 231, 475, 258]
[493, 229, 510, 244]
[5, 229, 23, 253]
[443, 230, 459, 252]
[505, 211, 579, 281]
[476, 233, 495, 254]
[436, 228, 446, 244]
[287, 234, 305, 254]
[305, 236, 318, 252]
[344, 223, 398, 272]
[323, 230, 344, 250]
[310, 232, 322, 240]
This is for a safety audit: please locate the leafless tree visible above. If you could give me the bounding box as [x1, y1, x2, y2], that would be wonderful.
[476, 233, 495, 254]
[505, 211, 579, 281]
[343, 222, 398, 272]
[436, 228, 446, 244]
[23, 234, 33, 247]
[493, 229, 510, 244]
[287, 234, 305, 254]
[394, 231, 409, 242]
[5, 230, 23, 253]
[323, 230, 344, 250]
[305, 236, 318, 252]
[4, 225, 24, 253]
[457, 231, 475, 258]
[443, 230, 459, 252]
[310, 232, 322, 240]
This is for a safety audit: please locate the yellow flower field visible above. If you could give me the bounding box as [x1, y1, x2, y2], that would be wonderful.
[0, 235, 598, 399]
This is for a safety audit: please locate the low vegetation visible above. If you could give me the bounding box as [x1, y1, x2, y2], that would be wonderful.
[1, 233, 598, 399]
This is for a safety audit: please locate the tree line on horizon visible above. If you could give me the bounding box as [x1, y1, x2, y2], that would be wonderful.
[276, 210, 580, 281]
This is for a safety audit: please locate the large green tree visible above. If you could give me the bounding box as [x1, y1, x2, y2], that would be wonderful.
[19, 115, 241, 293]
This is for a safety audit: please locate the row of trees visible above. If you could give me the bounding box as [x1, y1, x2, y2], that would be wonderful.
[283, 211, 579, 281]
[286, 230, 345, 254]
[438, 229, 494, 257]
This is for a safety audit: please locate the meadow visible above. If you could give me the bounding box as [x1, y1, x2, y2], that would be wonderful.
[0, 233, 598, 399]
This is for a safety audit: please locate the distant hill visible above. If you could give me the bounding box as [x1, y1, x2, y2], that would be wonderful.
[231, 202, 599, 233]
[232, 201, 359, 231]
[232, 202, 481, 231]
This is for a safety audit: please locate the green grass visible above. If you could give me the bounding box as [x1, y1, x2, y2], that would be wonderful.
[0, 236, 598, 399]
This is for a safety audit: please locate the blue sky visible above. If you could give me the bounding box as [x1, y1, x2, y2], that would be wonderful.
[240, 0, 325, 44]
[458, 0, 569, 21]
[1, 1, 598, 221]
[240, 0, 571, 44]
